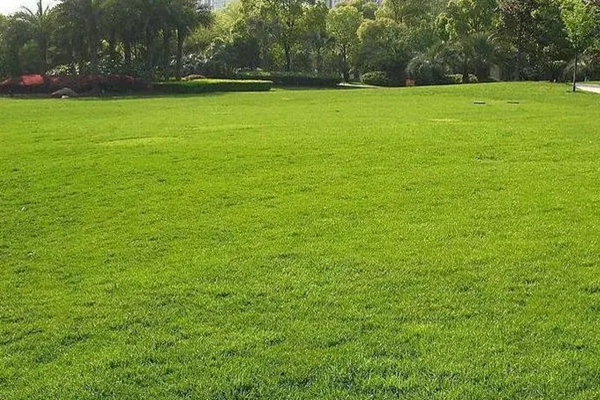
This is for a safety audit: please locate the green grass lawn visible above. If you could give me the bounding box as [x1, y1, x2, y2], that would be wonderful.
[1, 82, 600, 399]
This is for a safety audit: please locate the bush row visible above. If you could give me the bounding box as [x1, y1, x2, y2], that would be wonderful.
[360, 71, 396, 87]
[0, 74, 148, 94]
[234, 71, 341, 88]
[360, 71, 480, 87]
[153, 79, 273, 94]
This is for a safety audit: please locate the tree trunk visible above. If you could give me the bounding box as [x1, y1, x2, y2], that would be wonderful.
[515, 27, 523, 81]
[572, 52, 578, 93]
[476, 65, 489, 82]
[124, 40, 132, 68]
[108, 30, 118, 65]
[145, 25, 156, 81]
[89, 37, 99, 74]
[40, 39, 48, 74]
[284, 41, 292, 72]
[162, 30, 172, 78]
[176, 29, 184, 81]
[341, 46, 349, 82]
[515, 49, 521, 81]
[88, 19, 99, 74]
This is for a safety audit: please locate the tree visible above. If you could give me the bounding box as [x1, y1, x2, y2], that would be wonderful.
[55, 0, 104, 74]
[339, 0, 378, 19]
[468, 32, 500, 80]
[436, 0, 497, 82]
[174, 0, 213, 80]
[1, 15, 31, 75]
[376, 0, 430, 26]
[327, 5, 363, 81]
[300, 2, 329, 72]
[0, 14, 7, 77]
[498, 0, 535, 80]
[561, 0, 597, 91]
[357, 18, 411, 83]
[259, 0, 314, 71]
[137, 0, 171, 78]
[102, 0, 143, 70]
[13, 0, 54, 73]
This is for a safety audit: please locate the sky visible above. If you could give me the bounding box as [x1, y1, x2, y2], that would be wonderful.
[0, 0, 58, 16]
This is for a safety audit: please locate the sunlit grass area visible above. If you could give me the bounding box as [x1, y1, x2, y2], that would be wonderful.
[1, 83, 600, 399]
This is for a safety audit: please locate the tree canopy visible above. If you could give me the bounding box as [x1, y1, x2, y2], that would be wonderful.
[0, 0, 599, 85]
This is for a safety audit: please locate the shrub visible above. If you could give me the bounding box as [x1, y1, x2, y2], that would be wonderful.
[360, 71, 392, 86]
[406, 55, 449, 86]
[470, 74, 479, 83]
[183, 74, 206, 81]
[0, 74, 46, 93]
[446, 74, 479, 84]
[447, 74, 463, 84]
[234, 71, 340, 88]
[153, 79, 272, 94]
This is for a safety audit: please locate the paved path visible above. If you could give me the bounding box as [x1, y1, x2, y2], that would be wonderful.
[576, 84, 600, 94]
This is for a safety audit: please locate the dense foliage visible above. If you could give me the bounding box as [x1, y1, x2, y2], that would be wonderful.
[154, 78, 272, 92]
[235, 71, 341, 87]
[0, 0, 213, 80]
[0, 0, 599, 85]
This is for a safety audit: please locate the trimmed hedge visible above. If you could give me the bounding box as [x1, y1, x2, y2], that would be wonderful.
[361, 71, 392, 87]
[234, 71, 341, 88]
[153, 79, 272, 94]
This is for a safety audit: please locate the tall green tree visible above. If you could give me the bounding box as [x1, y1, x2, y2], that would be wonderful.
[55, 0, 104, 73]
[497, 0, 535, 80]
[1, 15, 31, 75]
[376, 0, 430, 25]
[13, 0, 54, 73]
[561, 0, 597, 91]
[174, 0, 213, 80]
[339, 0, 378, 19]
[103, 0, 143, 69]
[468, 31, 500, 80]
[137, 0, 171, 78]
[327, 4, 363, 80]
[259, 0, 315, 71]
[436, 0, 497, 81]
[0, 14, 6, 76]
[300, 1, 329, 72]
[239, 1, 278, 69]
[357, 17, 411, 82]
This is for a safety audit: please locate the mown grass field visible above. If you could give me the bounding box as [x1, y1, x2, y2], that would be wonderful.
[1, 83, 600, 399]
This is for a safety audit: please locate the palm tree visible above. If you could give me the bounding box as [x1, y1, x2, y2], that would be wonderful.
[55, 0, 104, 74]
[174, 0, 213, 80]
[468, 32, 500, 82]
[137, 0, 172, 79]
[103, 0, 143, 70]
[14, 0, 54, 73]
[1, 16, 31, 76]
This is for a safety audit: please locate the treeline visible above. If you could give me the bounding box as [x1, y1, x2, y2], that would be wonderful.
[1, 0, 599, 85]
[0, 0, 212, 80]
